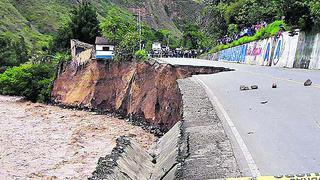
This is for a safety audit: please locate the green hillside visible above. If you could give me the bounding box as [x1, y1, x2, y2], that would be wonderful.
[1, 0, 203, 38]
[0, 0, 42, 43]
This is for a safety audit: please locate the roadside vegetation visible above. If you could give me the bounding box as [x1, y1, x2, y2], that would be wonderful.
[200, 0, 320, 52]
[210, 20, 287, 53]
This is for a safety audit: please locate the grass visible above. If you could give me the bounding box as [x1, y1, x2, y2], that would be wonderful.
[210, 20, 287, 53]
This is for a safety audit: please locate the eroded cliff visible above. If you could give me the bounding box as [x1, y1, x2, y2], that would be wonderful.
[52, 60, 229, 134]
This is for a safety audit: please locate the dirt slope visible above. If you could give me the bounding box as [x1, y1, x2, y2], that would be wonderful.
[52, 60, 229, 133]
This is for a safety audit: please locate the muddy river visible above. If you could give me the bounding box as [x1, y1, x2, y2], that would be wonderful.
[0, 96, 156, 179]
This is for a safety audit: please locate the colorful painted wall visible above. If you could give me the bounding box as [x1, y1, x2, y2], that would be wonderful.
[212, 31, 320, 70]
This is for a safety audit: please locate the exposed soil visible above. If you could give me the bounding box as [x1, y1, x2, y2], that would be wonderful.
[0, 96, 156, 179]
[52, 60, 229, 133]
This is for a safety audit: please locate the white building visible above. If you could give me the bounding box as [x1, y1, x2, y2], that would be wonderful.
[152, 42, 161, 51]
[95, 37, 114, 59]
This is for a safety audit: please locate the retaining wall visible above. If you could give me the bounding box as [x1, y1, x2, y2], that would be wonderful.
[88, 78, 241, 180]
[89, 122, 182, 180]
[210, 31, 320, 70]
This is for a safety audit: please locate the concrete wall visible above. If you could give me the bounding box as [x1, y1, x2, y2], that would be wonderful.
[295, 32, 320, 69]
[70, 39, 94, 66]
[212, 31, 320, 70]
[89, 122, 182, 180]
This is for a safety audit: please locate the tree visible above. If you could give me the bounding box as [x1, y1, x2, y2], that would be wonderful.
[0, 34, 16, 67]
[69, 1, 101, 44]
[15, 36, 29, 64]
[281, 0, 313, 30]
[182, 24, 206, 49]
[53, 2, 101, 50]
[0, 33, 29, 68]
[310, 0, 320, 30]
[116, 32, 140, 60]
[100, 6, 136, 45]
[100, 6, 162, 60]
[134, 49, 148, 61]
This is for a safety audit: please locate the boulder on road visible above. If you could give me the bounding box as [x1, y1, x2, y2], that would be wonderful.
[240, 85, 249, 91]
[304, 79, 312, 86]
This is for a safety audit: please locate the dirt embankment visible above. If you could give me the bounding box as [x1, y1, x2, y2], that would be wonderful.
[52, 60, 229, 133]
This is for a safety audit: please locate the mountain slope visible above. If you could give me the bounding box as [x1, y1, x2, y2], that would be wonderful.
[109, 0, 204, 37]
[0, 0, 50, 48]
[1, 0, 206, 38]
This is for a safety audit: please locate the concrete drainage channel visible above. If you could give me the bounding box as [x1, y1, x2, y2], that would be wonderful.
[89, 121, 182, 180]
[88, 78, 241, 180]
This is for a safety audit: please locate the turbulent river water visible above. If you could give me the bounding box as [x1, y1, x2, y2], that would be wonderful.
[0, 96, 156, 179]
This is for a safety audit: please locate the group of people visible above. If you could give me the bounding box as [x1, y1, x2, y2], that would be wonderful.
[150, 49, 199, 58]
[218, 21, 268, 45]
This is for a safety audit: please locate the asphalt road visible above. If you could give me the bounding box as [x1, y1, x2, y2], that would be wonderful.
[159, 58, 320, 176]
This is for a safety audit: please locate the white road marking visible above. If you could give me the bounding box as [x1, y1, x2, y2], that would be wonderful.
[192, 76, 261, 177]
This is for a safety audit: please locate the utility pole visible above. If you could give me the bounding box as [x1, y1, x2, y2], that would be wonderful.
[137, 10, 142, 50]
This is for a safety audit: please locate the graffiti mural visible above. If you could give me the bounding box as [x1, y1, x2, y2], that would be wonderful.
[261, 38, 274, 66]
[264, 43, 271, 63]
[247, 42, 262, 56]
[246, 41, 264, 65]
[219, 45, 247, 62]
[272, 35, 283, 66]
[216, 31, 302, 69]
[212, 30, 320, 70]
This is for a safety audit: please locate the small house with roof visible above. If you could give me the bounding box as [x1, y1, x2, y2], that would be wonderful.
[95, 37, 114, 59]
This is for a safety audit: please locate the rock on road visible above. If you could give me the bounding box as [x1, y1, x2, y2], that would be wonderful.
[159, 58, 320, 176]
[0, 96, 156, 179]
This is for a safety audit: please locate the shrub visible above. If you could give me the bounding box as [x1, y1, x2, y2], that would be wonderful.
[0, 63, 55, 102]
[134, 49, 148, 61]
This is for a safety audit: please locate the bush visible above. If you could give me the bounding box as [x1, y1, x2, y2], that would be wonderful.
[227, 24, 239, 36]
[0, 63, 55, 102]
[134, 49, 148, 61]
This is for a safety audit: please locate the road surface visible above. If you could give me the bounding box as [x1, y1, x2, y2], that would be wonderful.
[159, 58, 320, 176]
